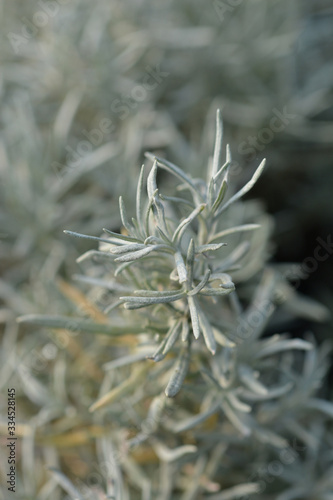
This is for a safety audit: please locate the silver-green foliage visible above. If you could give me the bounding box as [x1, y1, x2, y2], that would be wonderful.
[18, 112, 333, 499]
[64, 111, 267, 368]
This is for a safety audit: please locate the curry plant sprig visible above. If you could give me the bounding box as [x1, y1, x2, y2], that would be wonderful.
[62, 110, 265, 371]
[54, 112, 272, 403]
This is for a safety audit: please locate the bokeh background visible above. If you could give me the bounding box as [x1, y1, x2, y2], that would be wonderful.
[0, 0, 332, 497]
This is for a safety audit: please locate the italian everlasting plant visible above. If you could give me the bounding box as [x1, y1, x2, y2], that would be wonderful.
[18, 111, 332, 500]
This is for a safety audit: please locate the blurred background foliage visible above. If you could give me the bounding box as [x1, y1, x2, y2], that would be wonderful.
[0, 0, 332, 498]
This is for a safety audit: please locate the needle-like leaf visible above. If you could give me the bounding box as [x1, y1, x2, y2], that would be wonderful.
[212, 109, 223, 178]
[214, 159, 266, 217]
[165, 346, 190, 397]
[186, 239, 195, 286]
[121, 291, 185, 310]
[196, 303, 217, 354]
[187, 269, 211, 296]
[119, 195, 133, 233]
[187, 296, 201, 339]
[136, 164, 145, 231]
[63, 230, 114, 244]
[17, 314, 144, 335]
[174, 250, 187, 284]
[145, 152, 198, 198]
[208, 224, 260, 243]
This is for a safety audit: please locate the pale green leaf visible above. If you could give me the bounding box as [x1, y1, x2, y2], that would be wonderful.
[110, 243, 146, 255]
[211, 109, 223, 178]
[197, 304, 216, 354]
[17, 314, 143, 335]
[119, 195, 133, 233]
[172, 403, 220, 433]
[208, 224, 260, 243]
[136, 164, 145, 231]
[174, 250, 187, 283]
[188, 296, 200, 339]
[214, 159, 266, 217]
[186, 239, 195, 285]
[145, 152, 198, 198]
[63, 230, 114, 245]
[188, 269, 211, 296]
[165, 346, 190, 397]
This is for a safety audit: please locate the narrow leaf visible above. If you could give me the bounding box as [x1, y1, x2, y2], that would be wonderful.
[110, 243, 145, 255]
[153, 442, 196, 462]
[63, 230, 114, 245]
[131, 217, 142, 237]
[304, 398, 333, 417]
[119, 196, 133, 233]
[76, 250, 115, 263]
[212, 149, 231, 184]
[146, 162, 168, 233]
[136, 164, 145, 230]
[145, 395, 166, 431]
[154, 197, 168, 235]
[174, 250, 187, 283]
[104, 299, 131, 314]
[17, 314, 143, 335]
[172, 403, 220, 433]
[148, 321, 181, 362]
[165, 346, 190, 397]
[145, 188, 158, 236]
[198, 273, 235, 296]
[121, 292, 185, 310]
[256, 338, 313, 358]
[147, 339, 167, 362]
[197, 305, 217, 354]
[186, 239, 195, 286]
[188, 296, 201, 339]
[212, 327, 236, 347]
[187, 269, 211, 296]
[115, 260, 136, 277]
[156, 225, 172, 244]
[238, 365, 268, 395]
[89, 365, 148, 411]
[214, 159, 266, 217]
[159, 194, 194, 208]
[147, 160, 158, 199]
[226, 392, 251, 413]
[134, 289, 183, 297]
[220, 398, 251, 436]
[212, 180, 228, 213]
[198, 287, 234, 297]
[114, 246, 155, 262]
[255, 429, 288, 449]
[103, 350, 155, 371]
[208, 483, 260, 500]
[145, 152, 198, 197]
[242, 382, 293, 401]
[144, 235, 162, 245]
[181, 318, 190, 342]
[196, 243, 226, 253]
[212, 109, 223, 178]
[162, 320, 182, 354]
[103, 227, 141, 243]
[209, 272, 235, 289]
[208, 224, 261, 243]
